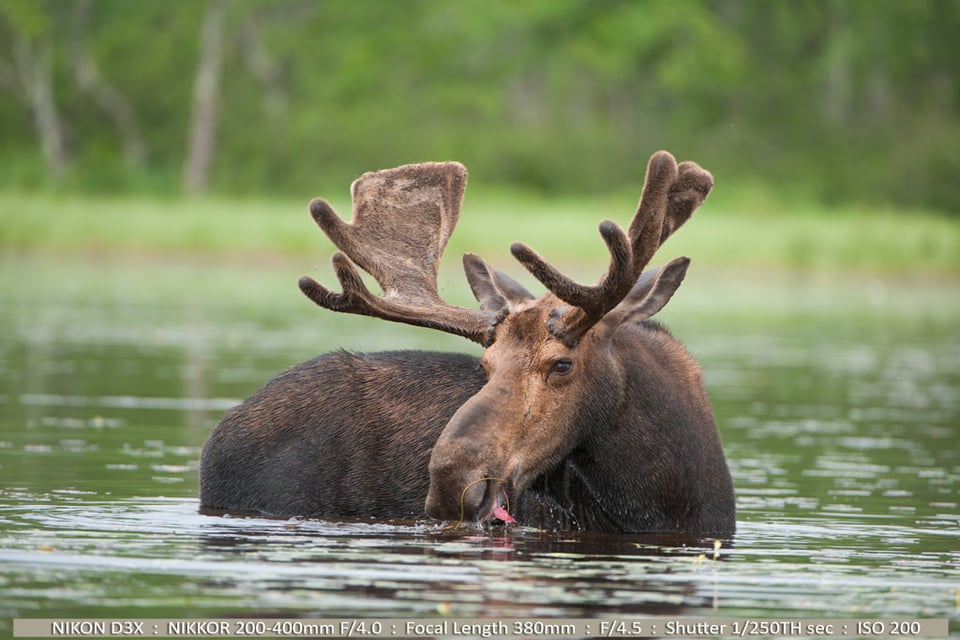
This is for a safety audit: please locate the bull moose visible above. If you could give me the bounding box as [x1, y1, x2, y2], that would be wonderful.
[199, 150, 736, 535]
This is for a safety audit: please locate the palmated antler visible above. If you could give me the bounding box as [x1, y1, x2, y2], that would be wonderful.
[298, 162, 498, 344]
[511, 151, 714, 346]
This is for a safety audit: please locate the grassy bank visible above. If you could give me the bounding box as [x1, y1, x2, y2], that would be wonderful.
[1, 190, 958, 274]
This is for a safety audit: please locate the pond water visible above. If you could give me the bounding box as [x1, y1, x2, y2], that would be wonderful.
[1, 259, 958, 635]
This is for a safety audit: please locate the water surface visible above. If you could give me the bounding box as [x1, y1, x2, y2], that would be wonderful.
[1, 260, 957, 633]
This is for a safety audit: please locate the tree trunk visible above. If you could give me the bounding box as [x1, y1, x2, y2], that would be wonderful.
[71, 0, 146, 168]
[13, 37, 68, 178]
[823, 0, 852, 127]
[238, 16, 286, 132]
[183, 0, 227, 195]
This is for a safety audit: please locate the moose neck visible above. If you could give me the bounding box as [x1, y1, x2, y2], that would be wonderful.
[517, 322, 727, 534]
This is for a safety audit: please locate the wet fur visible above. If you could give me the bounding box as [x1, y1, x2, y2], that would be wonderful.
[200, 320, 735, 534]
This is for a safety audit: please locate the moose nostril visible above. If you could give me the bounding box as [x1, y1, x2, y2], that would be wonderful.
[459, 478, 487, 517]
[425, 477, 490, 522]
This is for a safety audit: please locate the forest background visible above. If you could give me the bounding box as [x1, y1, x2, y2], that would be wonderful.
[1, 0, 958, 271]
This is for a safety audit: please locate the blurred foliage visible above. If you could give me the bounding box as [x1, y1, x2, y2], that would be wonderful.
[0, 0, 958, 212]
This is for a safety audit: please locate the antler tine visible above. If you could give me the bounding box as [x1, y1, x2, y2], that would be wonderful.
[298, 162, 496, 345]
[298, 254, 491, 341]
[660, 160, 714, 245]
[511, 151, 712, 346]
[627, 150, 678, 275]
[511, 219, 634, 318]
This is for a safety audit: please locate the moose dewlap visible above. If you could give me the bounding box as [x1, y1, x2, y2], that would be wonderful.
[199, 151, 736, 534]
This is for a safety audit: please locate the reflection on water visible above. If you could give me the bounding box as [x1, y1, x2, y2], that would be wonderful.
[0, 261, 958, 632]
[0, 496, 957, 624]
[0, 497, 725, 619]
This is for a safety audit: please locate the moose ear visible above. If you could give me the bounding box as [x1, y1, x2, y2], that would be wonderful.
[605, 256, 691, 326]
[463, 253, 534, 313]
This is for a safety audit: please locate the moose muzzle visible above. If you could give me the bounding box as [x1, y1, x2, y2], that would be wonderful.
[424, 395, 510, 522]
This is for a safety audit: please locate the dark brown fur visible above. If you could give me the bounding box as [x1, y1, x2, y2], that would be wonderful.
[200, 321, 734, 533]
[200, 350, 485, 517]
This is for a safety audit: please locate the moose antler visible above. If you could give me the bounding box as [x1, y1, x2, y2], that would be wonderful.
[298, 162, 497, 344]
[511, 151, 713, 346]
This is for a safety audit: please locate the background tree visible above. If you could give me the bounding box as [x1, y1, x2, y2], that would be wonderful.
[183, 0, 227, 195]
[0, 0, 69, 178]
[70, 0, 145, 169]
[0, 0, 956, 212]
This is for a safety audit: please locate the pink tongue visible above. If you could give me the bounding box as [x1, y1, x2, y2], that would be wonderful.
[493, 504, 516, 523]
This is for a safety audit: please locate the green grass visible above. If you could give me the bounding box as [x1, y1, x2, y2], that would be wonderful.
[1, 189, 958, 274]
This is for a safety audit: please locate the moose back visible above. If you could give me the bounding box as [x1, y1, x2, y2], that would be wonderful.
[199, 151, 736, 534]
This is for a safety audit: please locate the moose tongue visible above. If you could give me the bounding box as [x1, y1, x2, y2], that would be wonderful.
[492, 504, 516, 523]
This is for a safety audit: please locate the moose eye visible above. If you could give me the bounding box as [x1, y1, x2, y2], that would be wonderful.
[550, 358, 573, 376]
